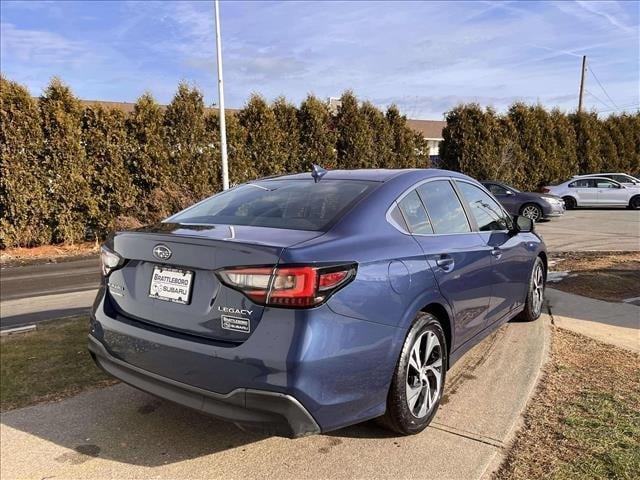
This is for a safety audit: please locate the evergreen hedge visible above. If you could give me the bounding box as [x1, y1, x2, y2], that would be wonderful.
[440, 103, 640, 190]
[1, 76, 638, 248]
[0, 77, 429, 247]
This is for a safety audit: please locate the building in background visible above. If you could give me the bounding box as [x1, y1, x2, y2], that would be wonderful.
[405, 119, 445, 164]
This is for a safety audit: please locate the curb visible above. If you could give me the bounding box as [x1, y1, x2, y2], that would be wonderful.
[479, 312, 552, 479]
[0, 324, 37, 336]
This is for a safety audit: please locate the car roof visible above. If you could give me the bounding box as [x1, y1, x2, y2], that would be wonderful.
[566, 176, 622, 183]
[262, 168, 473, 183]
[573, 172, 631, 177]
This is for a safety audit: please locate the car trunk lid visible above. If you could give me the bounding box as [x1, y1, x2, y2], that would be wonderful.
[106, 223, 322, 342]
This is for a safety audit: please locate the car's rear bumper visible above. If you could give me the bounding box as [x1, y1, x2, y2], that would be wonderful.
[88, 334, 320, 438]
[88, 287, 402, 435]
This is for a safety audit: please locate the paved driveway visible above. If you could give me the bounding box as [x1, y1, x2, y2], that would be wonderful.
[536, 209, 639, 251]
[1, 317, 548, 480]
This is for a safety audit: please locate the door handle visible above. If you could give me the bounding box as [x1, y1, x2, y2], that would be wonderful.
[491, 247, 503, 259]
[436, 255, 455, 271]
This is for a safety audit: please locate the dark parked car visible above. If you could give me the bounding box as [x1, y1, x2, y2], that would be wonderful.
[481, 181, 564, 222]
[90, 168, 547, 438]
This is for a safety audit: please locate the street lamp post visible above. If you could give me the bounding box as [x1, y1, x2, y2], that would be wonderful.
[214, 0, 229, 190]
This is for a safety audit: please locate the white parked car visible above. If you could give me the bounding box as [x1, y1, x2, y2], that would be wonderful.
[544, 177, 640, 210]
[572, 172, 640, 187]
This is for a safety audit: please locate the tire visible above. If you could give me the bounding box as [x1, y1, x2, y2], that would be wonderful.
[515, 257, 545, 322]
[378, 312, 447, 435]
[562, 196, 577, 210]
[520, 203, 543, 222]
[629, 195, 640, 210]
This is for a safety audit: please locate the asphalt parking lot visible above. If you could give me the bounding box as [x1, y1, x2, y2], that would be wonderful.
[535, 208, 640, 251]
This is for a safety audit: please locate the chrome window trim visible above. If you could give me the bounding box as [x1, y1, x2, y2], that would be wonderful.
[386, 176, 478, 236]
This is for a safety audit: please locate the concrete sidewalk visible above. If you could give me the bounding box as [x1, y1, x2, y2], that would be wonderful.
[1, 316, 549, 480]
[546, 288, 640, 353]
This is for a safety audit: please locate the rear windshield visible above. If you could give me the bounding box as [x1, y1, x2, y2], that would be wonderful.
[167, 179, 376, 231]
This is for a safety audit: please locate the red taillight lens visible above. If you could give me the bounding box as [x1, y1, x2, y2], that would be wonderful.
[217, 264, 356, 308]
[541, 187, 550, 193]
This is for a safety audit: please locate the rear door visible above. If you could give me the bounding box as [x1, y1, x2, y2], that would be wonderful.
[569, 179, 598, 205]
[401, 179, 493, 349]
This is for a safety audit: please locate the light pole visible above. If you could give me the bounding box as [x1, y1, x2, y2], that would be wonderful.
[214, 0, 229, 190]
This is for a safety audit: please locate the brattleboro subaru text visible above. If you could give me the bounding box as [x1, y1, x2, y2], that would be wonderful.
[89, 168, 547, 438]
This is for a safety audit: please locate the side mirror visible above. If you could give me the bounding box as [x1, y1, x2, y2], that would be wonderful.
[515, 215, 534, 233]
[505, 190, 514, 195]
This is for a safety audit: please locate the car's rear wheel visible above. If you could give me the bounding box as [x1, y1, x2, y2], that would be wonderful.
[515, 257, 545, 322]
[629, 195, 640, 210]
[378, 312, 447, 435]
[562, 196, 577, 210]
[520, 203, 543, 222]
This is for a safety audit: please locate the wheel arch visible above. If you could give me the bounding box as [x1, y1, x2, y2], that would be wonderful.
[562, 195, 577, 208]
[537, 250, 548, 282]
[420, 302, 452, 362]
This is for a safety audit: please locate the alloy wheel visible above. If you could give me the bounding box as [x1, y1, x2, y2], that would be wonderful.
[522, 204, 541, 221]
[405, 330, 443, 418]
[531, 262, 544, 316]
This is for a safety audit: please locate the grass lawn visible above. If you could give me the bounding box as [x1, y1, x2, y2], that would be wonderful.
[549, 252, 640, 302]
[495, 327, 640, 480]
[0, 316, 117, 411]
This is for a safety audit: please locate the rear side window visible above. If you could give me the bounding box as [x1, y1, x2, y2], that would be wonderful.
[456, 181, 511, 231]
[168, 179, 376, 231]
[417, 180, 470, 234]
[398, 191, 433, 234]
[484, 183, 509, 195]
[608, 175, 628, 183]
[569, 179, 595, 188]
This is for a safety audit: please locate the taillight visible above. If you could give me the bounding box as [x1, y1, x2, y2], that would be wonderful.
[100, 245, 124, 276]
[541, 187, 550, 193]
[217, 264, 357, 308]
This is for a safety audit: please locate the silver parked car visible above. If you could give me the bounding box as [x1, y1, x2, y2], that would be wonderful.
[544, 177, 640, 209]
[572, 172, 640, 187]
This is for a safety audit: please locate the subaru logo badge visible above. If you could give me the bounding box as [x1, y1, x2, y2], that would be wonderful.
[153, 244, 172, 261]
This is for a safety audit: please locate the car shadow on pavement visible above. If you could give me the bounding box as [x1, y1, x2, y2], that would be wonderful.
[1, 384, 272, 467]
[1, 382, 400, 467]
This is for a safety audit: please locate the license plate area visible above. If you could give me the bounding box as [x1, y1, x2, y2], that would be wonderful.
[149, 266, 194, 304]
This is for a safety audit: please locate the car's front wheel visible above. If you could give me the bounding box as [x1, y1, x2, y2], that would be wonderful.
[629, 195, 640, 210]
[379, 312, 447, 435]
[515, 257, 545, 322]
[520, 203, 543, 222]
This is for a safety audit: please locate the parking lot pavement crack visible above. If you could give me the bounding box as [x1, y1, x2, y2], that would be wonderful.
[428, 423, 504, 449]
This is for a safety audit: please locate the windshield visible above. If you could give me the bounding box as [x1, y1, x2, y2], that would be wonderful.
[167, 179, 376, 231]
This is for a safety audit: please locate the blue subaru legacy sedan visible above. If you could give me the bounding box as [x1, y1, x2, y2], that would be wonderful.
[89, 168, 546, 438]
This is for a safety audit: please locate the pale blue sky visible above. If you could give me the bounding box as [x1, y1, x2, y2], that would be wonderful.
[1, 0, 638, 119]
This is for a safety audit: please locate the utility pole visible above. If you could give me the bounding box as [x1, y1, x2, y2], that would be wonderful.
[578, 55, 587, 113]
[214, 0, 229, 190]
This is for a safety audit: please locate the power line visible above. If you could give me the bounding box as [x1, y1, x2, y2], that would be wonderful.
[588, 66, 619, 111]
[585, 88, 614, 110]
[596, 102, 640, 114]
